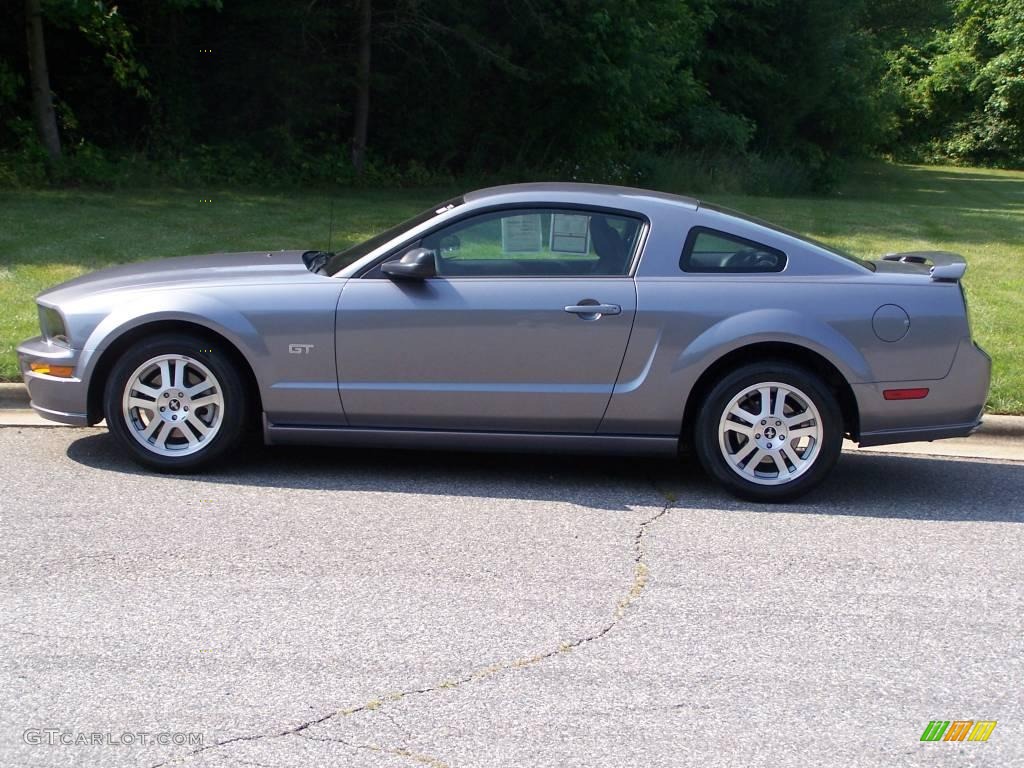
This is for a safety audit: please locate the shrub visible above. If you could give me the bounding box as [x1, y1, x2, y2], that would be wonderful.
[629, 150, 830, 197]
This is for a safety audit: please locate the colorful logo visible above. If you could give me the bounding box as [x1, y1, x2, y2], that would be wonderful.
[920, 721, 997, 742]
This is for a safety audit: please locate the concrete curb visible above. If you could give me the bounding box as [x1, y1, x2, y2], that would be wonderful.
[973, 414, 1024, 439]
[2, 380, 1023, 439]
[0, 383, 29, 407]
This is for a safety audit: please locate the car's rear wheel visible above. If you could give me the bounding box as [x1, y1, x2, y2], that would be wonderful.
[103, 333, 249, 472]
[694, 362, 843, 502]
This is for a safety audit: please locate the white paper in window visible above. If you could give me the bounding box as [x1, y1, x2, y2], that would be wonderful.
[500, 214, 543, 253]
[550, 213, 591, 254]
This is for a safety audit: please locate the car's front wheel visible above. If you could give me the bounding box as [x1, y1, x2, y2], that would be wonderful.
[103, 333, 249, 471]
[694, 362, 843, 502]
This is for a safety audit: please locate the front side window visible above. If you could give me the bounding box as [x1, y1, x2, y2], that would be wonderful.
[680, 227, 787, 273]
[418, 208, 643, 277]
[325, 196, 464, 274]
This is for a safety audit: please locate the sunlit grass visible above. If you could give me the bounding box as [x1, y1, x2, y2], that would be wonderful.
[0, 162, 1020, 412]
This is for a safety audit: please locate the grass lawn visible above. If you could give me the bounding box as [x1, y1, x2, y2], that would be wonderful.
[0, 161, 1021, 412]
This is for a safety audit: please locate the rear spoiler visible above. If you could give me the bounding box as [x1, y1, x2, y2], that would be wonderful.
[881, 251, 967, 282]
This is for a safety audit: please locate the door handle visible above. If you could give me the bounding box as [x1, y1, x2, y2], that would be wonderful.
[564, 302, 621, 318]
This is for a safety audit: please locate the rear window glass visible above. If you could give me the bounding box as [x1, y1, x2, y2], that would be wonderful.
[680, 227, 787, 273]
[698, 202, 872, 270]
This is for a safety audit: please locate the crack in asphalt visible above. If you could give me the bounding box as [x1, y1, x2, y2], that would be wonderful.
[377, 706, 415, 744]
[20, 551, 118, 571]
[0, 625, 89, 642]
[299, 733, 449, 767]
[150, 486, 675, 768]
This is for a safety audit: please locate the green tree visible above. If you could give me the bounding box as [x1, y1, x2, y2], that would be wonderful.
[696, 0, 891, 161]
[885, 0, 1024, 165]
[366, 0, 710, 172]
[25, 0, 60, 161]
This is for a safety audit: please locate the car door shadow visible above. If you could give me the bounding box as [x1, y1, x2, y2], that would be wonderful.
[65, 432, 1024, 522]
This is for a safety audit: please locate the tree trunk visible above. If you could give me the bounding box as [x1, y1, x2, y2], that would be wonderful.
[351, 0, 371, 174]
[25, 0, 61, 162]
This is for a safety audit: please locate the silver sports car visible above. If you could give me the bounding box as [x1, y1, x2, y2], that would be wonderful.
[18, 183, 990, 501]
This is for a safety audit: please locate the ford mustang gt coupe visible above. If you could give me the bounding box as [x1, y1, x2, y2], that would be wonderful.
[18, 183, 990, 501]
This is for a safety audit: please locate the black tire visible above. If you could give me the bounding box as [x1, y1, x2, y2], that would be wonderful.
[103, 333, 250, 472]
[694, 361, 843, 503]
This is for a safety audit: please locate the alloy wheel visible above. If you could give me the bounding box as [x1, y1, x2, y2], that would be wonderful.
[717, 381, 823, 486]
[121, 354, 225, 457]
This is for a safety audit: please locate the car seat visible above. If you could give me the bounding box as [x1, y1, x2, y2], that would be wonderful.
[589, 216, 627, 274]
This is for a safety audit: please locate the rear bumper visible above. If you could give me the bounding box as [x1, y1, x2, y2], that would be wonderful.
[16, 336, 91, 426]
[858, 419, 982, 447]
[855, 338, 991, 447]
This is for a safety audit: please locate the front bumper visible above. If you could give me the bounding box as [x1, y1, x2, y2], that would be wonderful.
[16, 336, 91, 426]
[855, 338, 991, 447]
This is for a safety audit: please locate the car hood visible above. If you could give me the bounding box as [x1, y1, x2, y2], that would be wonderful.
[38, 250, 314, 304]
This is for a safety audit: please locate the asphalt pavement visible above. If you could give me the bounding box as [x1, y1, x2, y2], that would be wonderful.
[1, 427, 1021, 768]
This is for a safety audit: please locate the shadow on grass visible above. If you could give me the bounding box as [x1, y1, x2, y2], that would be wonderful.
[3, 165, 1021, 270]
[65, 431, 1024, 523]
[838, 162, 1024, 210]
[0, 186, 448, 270]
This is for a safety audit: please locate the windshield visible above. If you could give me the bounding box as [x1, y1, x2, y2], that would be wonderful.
[324, 196, 464, 274]
[698, 202, 875, 271]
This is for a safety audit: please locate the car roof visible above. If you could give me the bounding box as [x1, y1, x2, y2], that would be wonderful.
[463, 182, 700, 212]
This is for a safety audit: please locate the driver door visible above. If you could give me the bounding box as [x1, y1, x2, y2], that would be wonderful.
[334, 207, 643, 433]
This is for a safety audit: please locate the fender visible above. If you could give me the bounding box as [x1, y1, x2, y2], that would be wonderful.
[77, 292, 268, 395]
[601, 307, 871, 435]
[677, 308, 873, 385]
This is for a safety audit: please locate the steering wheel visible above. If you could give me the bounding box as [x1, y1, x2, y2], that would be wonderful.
[723, 248, 780, 271]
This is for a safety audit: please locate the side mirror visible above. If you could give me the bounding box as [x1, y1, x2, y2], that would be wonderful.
[382, 248, 436, 279]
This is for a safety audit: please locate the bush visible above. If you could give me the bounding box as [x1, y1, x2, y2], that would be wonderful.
[0, 138, 459, 190]
[629, 150, 832, 197]
[0, 118, 49, 187]
[0, 132, 838, 197]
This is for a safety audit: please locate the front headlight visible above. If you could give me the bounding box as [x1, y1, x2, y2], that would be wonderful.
[38, 304, 70, 346]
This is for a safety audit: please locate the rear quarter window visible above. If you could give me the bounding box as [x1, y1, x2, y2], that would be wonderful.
[680, 227, 787, 273]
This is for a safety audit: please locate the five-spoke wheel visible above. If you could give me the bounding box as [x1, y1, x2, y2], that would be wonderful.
[121, 354, 225, 457]
[104, 334, 248, 471]
[695, 362, 842, 502]
[718, 381, 822, 486]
